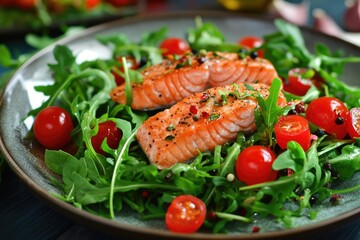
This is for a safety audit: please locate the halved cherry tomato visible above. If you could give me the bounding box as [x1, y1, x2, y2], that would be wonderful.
[159, 37, 191, 57]
[275, 115, 311, 151]
[33, 106, 74, 149]
[306, 97, 349, 139]
[238, 36, 264, 58]
[347, 108, 360, 138]
[235, 146, 277, 186]
[165, 195, 206, 233]
[112, 56, 138, 85]
[91, 120, 122, 155]
[283, 68, 313, 96]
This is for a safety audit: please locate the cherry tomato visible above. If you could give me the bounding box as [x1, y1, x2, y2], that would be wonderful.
[15, 0, 37, 9]
[283, 68, 313, 96]
[159, 37, 191, 57]
[91, 120, 122, 155]
[238, 36, 264, 58]
[235, 146, 277, 186]
[347, 108, 360, 138]
[33, 106, 74, 149]
[0, 0, 15, 7]
[275, 115, 311, 151]
[165, 195, 206, 233]
[306, 97, 349, 139]
[85, 0, 101, 9]
[112, 56, 138, 85]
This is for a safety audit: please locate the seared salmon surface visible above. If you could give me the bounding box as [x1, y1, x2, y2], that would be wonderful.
[136, 83, 287, 169]
[111, 52, 278, 110]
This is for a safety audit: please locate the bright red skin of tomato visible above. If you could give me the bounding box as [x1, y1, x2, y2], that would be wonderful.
[33, 106, 74, 149]
[106, 0, 136, 7]
[85, 0, 101, 9]
[238, 36, 264, 58]
[91, 121, 122, 155]
[235, 146, 277, 186]
[275, 115, 311, 151]
[347, 108, 360, 138]
[15, 0, 37, 9]
[283, 68, 313, 96]
[159, 37, 191, 57]
[112, 56, 138, 85]
[306, 97, 349, 139]
[166, 195, 206, 234]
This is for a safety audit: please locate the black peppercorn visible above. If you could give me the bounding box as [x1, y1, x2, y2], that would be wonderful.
[335, 116, 344, 125]
[314, 129, 326, 137]
[139, 56, 148, 68]
[249, 51, 258, 59]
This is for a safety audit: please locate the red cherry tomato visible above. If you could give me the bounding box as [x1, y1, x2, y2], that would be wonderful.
[347, 108, 360, 138]
[91, 121, 122, 155]
[235, 146, 277, 186]
[306, 97, 349, 139]
[33, 106, 74, 149]
[165, 195, 206, 233]
[112, 56, 138, 85]
[0, 0, 15, 7]
[283, 68, 313, 96]
[85, 0, 101, 9]
[275, 115, 311, 151]
[159, 37, 191, 57]
[238, 36, 264, 58]
[15, 0, 37, 9]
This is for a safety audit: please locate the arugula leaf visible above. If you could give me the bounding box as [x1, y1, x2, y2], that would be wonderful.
[0, 45, 13, 67]
[187, 16, 241, 52]
[252, 78, 291, 146]
[328, 144, 360, 180]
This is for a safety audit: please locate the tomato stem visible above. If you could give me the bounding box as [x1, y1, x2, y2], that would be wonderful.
[330, 183, 360, 195]
[215, 212, 251, 223]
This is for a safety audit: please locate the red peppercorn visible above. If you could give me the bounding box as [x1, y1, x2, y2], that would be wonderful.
[207, 211, 217, 220]
[201, 111, 210, 119]
[189, 105, 198, 114]
[141, 190, 150, 199]
[330, 194, 342, 205]
[252, 226, 260, 233]
[200, 93, 209, 102]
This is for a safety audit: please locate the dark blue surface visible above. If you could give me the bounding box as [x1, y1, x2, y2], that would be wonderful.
[1, 1, 360, 239]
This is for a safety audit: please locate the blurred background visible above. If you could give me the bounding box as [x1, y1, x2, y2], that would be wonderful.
[0, 0, 358, 38]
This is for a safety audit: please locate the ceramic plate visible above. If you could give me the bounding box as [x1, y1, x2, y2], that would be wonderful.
[1, 11, 360, 240]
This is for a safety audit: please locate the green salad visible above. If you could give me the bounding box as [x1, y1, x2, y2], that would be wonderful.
[22, 17, 360, 234]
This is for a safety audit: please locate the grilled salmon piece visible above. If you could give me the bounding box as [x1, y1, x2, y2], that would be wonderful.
[111, 52, 278, 110]
[136, 83, 287, 169]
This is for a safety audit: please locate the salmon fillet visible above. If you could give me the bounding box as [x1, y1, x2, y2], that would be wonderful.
[111, 52, 278, 110]
[136, 83, 287, 169]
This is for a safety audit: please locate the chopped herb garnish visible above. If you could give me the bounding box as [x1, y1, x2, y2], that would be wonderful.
[209, 113, 220, 121]
[165, 135, 175, 141]
[166, 124, 175, 131]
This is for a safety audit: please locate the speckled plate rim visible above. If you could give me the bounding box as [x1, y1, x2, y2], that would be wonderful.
[1, 10, 360, 240]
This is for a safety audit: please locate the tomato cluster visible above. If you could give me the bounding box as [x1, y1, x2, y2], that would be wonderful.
[33, 107, 122, 154]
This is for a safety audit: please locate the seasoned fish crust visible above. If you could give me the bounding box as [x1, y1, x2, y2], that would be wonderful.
[136, 83, 287, 169]
[111, 52, 278, 110]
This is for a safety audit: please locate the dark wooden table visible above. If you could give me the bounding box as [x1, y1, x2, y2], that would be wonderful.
[1, 1, 360, 239]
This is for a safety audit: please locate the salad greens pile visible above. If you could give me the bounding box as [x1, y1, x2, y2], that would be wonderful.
[20, 17, 360, 233]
